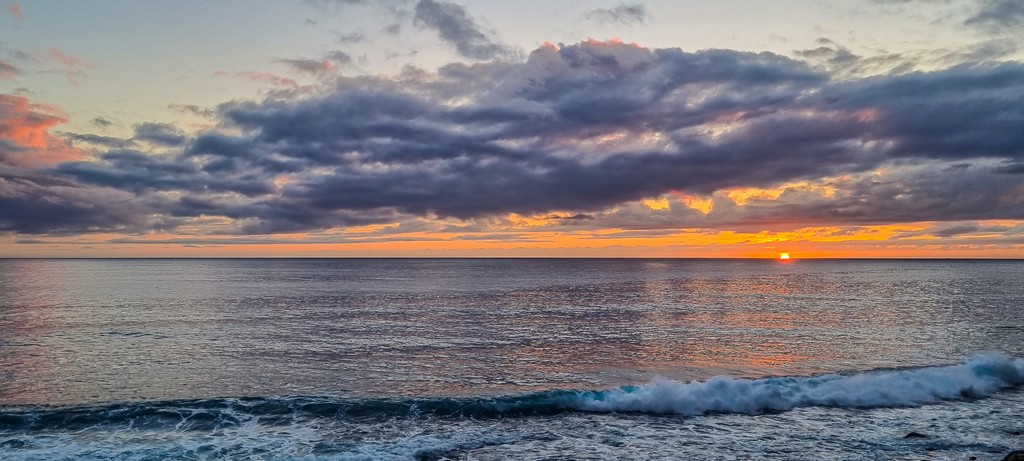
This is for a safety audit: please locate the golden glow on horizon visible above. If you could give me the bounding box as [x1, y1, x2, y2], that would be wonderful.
[779, 253, 790, 260]
[3, 220, 1022, 258]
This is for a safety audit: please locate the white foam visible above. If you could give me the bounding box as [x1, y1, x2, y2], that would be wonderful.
[568, 355, 1024, 415]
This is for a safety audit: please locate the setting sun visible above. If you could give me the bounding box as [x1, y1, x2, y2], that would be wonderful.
[779, 253, 791, 260]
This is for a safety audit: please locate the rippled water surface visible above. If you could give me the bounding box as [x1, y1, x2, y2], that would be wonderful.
[1, 258, 1023, 459]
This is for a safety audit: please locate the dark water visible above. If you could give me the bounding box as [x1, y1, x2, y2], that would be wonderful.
[1, 259, 1022, 459]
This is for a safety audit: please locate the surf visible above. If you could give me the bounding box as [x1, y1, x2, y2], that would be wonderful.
[2, 355, 1022, 432]
[561, 354, 1024, 416]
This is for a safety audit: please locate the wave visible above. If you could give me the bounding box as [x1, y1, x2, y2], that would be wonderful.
[564, 354, 1024, 415]
[2, 355, 1022, 433]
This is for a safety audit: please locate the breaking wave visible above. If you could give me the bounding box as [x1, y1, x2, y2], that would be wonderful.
[564, 354, 1024, 415]
[2, 355, 1022, 432]
[2, 356, 1022, 460]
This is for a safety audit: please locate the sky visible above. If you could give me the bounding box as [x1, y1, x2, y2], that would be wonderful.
[1, 0, 1023, 258]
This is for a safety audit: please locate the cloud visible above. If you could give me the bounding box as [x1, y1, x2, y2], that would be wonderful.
[793, 38, 913, 78]
[794, 36, 1019, 79]
[966, 0, 1024, 32]
[0, 59, 21, 80]
[413, 0, 517, 60]
[928, 223, 986, 238]
[336, 32, 365, 43]
[42, 47, 94, 85]
[0, 166, 162, 234]
[0, 94, 84, 166]
[709, 162, 1024, 227]
[275, 57, 337, 75]
[132, 122, 187, 147]
[62, 132, 134, 149]
[54, 149, 278, 203]
[169, 104, 217, 118]
[91, 116, 115, 128]
[325, 50, 352, 65]
[3, 40, 1024, 237]
[584, 3, 651, 25]
[822, 62, 1024, 161]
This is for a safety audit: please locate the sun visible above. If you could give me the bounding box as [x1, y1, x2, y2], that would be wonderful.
[779, 253, 791, 260]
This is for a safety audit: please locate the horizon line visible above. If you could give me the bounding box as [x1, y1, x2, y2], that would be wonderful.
[1, 256, 1022, 261]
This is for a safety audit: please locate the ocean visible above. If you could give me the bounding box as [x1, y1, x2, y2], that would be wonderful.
[0, 258, 1022, 460]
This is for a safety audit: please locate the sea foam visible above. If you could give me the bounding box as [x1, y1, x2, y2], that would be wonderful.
[2, 356, 1022, 433]
[561, 355, 1024, 415]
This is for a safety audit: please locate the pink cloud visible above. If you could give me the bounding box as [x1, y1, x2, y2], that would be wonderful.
[0, 59, 20, 80]
[0, 94, 85, 166]
[215, 70, 298, 87]
[44, 47, 96, 85]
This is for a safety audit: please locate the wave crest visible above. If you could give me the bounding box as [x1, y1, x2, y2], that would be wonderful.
[1, 355, 1021, 431]
[563, 355, 1024, 415]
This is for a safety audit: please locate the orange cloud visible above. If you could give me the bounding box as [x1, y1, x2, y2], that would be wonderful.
[673, 192, 714, 215]
[0, 94, 84, 166]
[725, 181, 836, 206]
[642, 197, 671, 211]
[580, 37, 643, 49]
[4, 219, 1022, 258]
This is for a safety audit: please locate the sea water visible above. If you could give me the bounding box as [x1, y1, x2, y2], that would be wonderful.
[0, 259, 1022, 460]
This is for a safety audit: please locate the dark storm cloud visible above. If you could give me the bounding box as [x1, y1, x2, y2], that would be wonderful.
[584, 3, 651, 25]
[966, 0, 1024, 31]
[336, 32, 365, 43]
[928, 223, 992, 238]
[91, 116, 114, 128]
[720, 163, 1024, 226]
[56, 149, 276, 197]
[174, 43, 1016, 229]
[169, 103, 217, 119]
[996, 162, 1024, 174]
[132, 122, 187, 147]
[325, 50, 353, 65]
[55, 150, 199, 193]
[413, 0, 516, 60]
[570, 160, 1024, 233]
[276, 58, 333, 74]
[62, 132, 134, 149]
[821, 62, 1024, 160]
[0, 166, 160, 234]
[4, 40, 1024, 235]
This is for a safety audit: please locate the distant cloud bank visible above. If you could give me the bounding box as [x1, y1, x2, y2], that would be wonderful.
[1, 39, 1023, 237]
